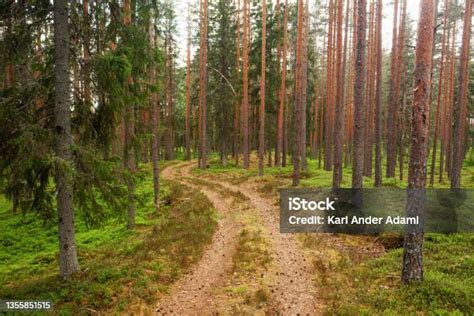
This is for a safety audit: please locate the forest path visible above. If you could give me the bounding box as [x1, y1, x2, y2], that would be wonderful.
[158, 161, 323, 315]
[156, 163, 242, 315]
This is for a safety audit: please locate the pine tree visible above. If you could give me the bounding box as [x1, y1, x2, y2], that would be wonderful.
[149, 8, 160, 210]
[276, 0, 289, 167]
[333, 0, 345, 188]
[374, 0, 383, 187]
[386, 0, 399, 178]
[54, 0, 80, 277]
[430, 0, 450, 186]
[352, 0, 367, 189]
[185, 3, 192, 161]
[451, 0, 472, 189]
[123, 0, 136, 230]
[199, 0, 209, 169]
[258, 0, 267, 176]
[325, 0, 335, 171]
[401, 0, 435, 284]
[293, 0, 304, 186]
[242, 0, 250, 169]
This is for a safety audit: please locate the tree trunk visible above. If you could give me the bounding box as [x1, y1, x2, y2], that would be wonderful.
[82, 0, 92, 128]
[374, 0, 383, 187]
[54, 0, 80, 278]
[149, 10, 160, 210]
[185, 4, 192, 161]
[363, 0, 375, 177]
[332, 0, 345, 188]
[451, 0, 472, 189]
[325, 0, 335, 171]
[123, 0, 136, 230]
[430, 0, 450, 186]
[386, 0, 399, 178]
[439, 20, 453, 183]
[341, 0, 351, 168]
[401, 0, 435, 284]
[300, 2, 309, 170]
[276, 0, 289, 167]
[293, 0, 304, 186]
[258, 0, 267, 176]
[165, 33, 174, 161]
[200, 0, 208, 169]
[242, 0, 250, 169]
[234, 0, 241, 165]
[352, 0, 367, 189]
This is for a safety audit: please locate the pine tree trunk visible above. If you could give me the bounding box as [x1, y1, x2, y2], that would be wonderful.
[439, 21, 453, 183]
[149, 11, 160, 210]
[293, 0, 304, 186]
[54, 0, 80, 278]
[83, 0, 91, 119]
[341, 0, 351, 167]
[165, 34, 174, 161]
[332, 0, 345, 188]
[363, 0, 375, 177]
[185, 4, 192, 161]
[258, 0, 267, 176]
[276, 0, 288, 167]
[401, 0, 435, 284]
[374, 0, 383, 187]
[123, 0, 136, 230]
[386, 0, 399, 178]
[325, 0, 335, 171]
[242, 0, 250, 169]
[199, 0, 208, 169]
[451, 0, 472, 189]
[352, 0, 367, 189]
[430, 0, 450, 186]
[234, 0, 241, 165]
[300, 2, 309, 170]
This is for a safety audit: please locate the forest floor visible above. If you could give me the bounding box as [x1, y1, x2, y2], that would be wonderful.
[158, 161, 324, 314]
[155, 154, 473, 315]
[0, 155, 473, 314]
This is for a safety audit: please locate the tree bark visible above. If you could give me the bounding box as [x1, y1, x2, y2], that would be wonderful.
[386, 0, 399, 178]
[430, 0, 450, 186]
[242, 0, 250, 169]
[199, 0, 208, 169]
[451, 0, 472, 189]
[301, 2, 309, 170]
[332, 0, 345, 188]
[352, 0, 367, 189]
[401, 0, 435, 284]
[258, 0, 267, 176]
[54, 0, 80, 278]
[374, 0, 383, 187]
[234, 0, 241, 165]
[293, 0, 304, 186]
[185, 3, 192, 161]
[325, 0, 335, 171]
[276, 0, 289, 167]
[149, 10, 160, 210]
[123, 0, 136, 230]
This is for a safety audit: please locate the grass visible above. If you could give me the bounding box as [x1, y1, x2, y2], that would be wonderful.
[0, 162, 218, 314]
[225, 205, 273, 314]
[313, 233, 474, 315]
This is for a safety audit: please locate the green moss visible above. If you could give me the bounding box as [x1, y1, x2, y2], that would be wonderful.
[0, 162, 217, 314]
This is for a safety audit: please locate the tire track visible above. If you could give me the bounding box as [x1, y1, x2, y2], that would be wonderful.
[157, 163, 241, 315]
[178, 162, 323, 315]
